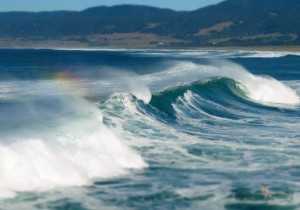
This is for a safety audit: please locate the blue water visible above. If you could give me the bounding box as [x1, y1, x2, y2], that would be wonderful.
[0, 49, 300, 210]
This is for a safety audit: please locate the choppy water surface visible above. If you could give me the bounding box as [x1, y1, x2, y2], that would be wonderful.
[0, 49, 299, 210]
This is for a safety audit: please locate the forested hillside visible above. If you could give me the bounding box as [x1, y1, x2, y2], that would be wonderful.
[0, 0, 299, 48]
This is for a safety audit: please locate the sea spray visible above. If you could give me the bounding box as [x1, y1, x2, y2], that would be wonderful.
[64, 67, 152, 103]
[99, 70, 152, 103]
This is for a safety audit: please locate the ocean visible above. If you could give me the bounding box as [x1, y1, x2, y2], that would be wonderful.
[0, 49, 299, 210]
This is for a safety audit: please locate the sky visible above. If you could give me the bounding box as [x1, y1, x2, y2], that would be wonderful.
[0, 0, 224, 12]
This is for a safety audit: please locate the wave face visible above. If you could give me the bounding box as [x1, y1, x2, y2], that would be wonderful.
[145, 60, 300, 107]
[0, 49, 300, 209]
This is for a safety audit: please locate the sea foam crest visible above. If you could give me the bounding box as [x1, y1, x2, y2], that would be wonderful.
[0, 97, 147, 199]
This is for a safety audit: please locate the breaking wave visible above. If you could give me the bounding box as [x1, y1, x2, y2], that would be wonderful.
[0, 95, 146, 199]
[146, 60, 300, 107]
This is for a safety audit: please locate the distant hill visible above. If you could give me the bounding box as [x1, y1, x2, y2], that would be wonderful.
[0, 0, 300, 48]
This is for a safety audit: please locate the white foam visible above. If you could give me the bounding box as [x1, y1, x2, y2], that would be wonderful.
[240, 50, 300, 58]
[0, 97, 147, 199]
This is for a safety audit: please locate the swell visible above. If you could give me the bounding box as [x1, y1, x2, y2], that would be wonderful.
[98, 77, 300, 140]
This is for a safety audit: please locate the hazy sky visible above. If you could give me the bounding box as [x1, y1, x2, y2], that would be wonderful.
[0, 0, 224, 12]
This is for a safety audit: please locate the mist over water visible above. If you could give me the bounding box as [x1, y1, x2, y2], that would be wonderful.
[0, 49, 300, 209]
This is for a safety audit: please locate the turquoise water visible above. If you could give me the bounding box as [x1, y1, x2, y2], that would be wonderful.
[0, 49, 300, 209]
